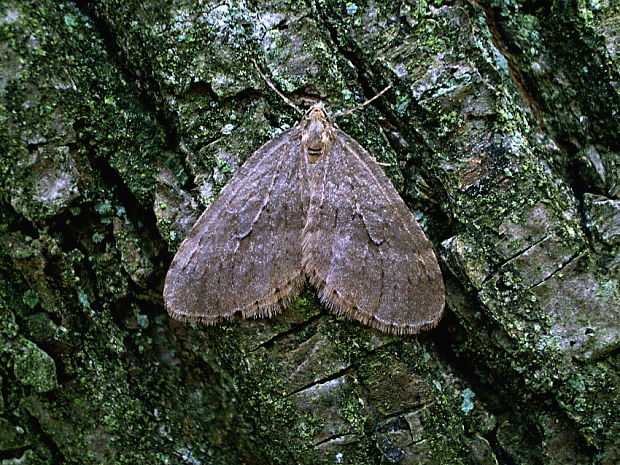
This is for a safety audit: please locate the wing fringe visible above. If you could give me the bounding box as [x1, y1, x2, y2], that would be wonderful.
[166, 273, 306, 325]
[303, 265, 442, 335]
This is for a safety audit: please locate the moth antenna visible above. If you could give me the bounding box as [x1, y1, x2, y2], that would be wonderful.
[252, 59, 304, 115]
[333, 85, 392, 118]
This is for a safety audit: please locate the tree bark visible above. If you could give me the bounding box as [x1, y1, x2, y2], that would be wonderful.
[0, 1, 618, 464]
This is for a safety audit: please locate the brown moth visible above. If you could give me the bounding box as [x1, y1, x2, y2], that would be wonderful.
[164, 73, 445, 334]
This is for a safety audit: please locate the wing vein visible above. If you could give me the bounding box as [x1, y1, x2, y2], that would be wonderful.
[339, 135, 419, 250]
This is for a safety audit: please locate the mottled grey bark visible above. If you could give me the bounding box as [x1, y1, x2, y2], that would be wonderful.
[0, 1, 618, 465]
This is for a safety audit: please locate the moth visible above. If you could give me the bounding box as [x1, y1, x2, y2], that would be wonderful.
[164, 67, 445, 334]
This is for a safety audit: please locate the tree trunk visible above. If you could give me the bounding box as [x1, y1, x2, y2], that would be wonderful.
[1, 1, 618, 464]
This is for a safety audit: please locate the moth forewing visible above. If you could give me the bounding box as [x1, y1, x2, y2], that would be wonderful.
[163, 128, 307, 324]
[300, 127, 444, 334]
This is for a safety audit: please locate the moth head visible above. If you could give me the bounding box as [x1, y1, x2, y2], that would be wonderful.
[301, 103, 333, 163]
[305, 102, 330, 119]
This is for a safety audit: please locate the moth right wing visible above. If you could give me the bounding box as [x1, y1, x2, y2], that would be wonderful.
[302, 129, 444, 334]
[164, 128, 307, 324]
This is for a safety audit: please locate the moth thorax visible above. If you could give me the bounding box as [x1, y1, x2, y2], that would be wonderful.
[302, 115, 332, 163]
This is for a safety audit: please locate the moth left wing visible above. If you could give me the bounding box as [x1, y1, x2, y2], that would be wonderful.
[164, 128, 307, 324]
[302, 129, 444, 334]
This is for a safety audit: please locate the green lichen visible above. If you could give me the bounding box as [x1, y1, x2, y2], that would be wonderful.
[11, 338, 57, 393]
[1, 1, 165, 217]
[0, 417, 30, 452]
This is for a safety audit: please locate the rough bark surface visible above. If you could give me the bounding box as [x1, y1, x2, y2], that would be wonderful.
[0, 1, 618, 464]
